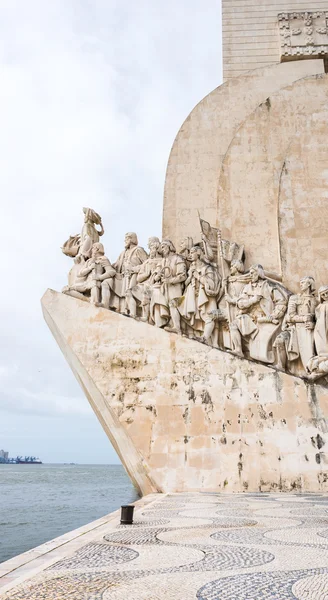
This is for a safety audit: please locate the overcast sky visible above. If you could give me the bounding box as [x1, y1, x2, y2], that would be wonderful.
[0, 0, 222, 464]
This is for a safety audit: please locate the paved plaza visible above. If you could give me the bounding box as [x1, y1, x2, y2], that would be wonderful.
[1, 492, 328, 599]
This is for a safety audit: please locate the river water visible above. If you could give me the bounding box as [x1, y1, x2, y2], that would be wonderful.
[0, 464, 139, 563]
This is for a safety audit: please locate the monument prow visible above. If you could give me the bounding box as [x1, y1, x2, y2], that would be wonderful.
[42, 289, 328, 494]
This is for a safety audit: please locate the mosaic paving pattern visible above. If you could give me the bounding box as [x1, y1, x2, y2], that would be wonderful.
[48, 542, 139, 569]
[169, 545, 275, 572]
[197, 569, 328, 600]
[1, 492, 328, 600]
[3, 573, 117, 600]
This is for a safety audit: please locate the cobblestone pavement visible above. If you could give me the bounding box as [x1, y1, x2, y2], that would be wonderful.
[1, 493, 328, 599]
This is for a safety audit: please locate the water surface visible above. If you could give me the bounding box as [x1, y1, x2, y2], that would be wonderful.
[0, 464, 139, 563]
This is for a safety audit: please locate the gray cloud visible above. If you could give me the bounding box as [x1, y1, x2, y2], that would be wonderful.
[0, 0, 222, 463]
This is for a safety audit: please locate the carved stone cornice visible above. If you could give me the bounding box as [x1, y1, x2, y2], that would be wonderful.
[278, 12, 328, 61]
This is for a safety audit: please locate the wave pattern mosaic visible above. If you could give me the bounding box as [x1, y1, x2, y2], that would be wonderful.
[2, 493, 328, 600]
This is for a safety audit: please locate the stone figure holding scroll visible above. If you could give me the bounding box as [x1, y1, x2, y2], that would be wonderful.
[230, 264, 288, 363]
[274, 276, 317, 374]
[179, 246, 221, 342]
[150, 239, 187, 334]
[101, 232, 148, 315]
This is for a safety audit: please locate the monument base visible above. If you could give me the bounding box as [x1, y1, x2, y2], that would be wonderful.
[42, 289, 328, 494]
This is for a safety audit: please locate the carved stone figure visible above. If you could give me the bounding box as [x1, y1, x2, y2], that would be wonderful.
[274, 276, 317, 373]
[198, 217, 245, 266]
[136, 237, 162, 323]
[178, 237, 194, 266]
[80, 208, 104, 258]
[314, 285, 328, 355]
[61, 207, 104, 258]
[306, 355, 328, 381]
[230, 264, 288, 363]
[60, 207, 328, 387]
[101, 232, 148, 315]
[179, 246, 221, 342]
[63, 242, 115, 304]
[150, 239, 187, 334]
[306, 285, 328, 381]
[216, 259, 252, 349]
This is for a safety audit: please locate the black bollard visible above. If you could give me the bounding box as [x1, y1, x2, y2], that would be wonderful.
[120, 505, 135, 524]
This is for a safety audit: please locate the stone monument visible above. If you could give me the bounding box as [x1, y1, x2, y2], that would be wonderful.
[42, 2, 328, 495]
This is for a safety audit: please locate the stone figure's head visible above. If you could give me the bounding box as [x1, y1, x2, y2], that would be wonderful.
[91, 242, 105, 258]
[179, 236, 193, 254]
[149, 240, 160, 259]
[148, 236, 160, 254]
[125, 232, 138, 249]
[318, 285, 328, 304]
[230, 259, 245, 276]
[249, 264, 265, 283]
[189, 245, 203, 263]
[300, 276, 315, 293]
[161, 239, 176, 257]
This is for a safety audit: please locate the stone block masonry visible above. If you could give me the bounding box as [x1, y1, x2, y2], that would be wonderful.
[222, 0, 328, 79]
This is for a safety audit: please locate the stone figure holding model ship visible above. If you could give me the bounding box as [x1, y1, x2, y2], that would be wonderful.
[61, 208, 328, 382]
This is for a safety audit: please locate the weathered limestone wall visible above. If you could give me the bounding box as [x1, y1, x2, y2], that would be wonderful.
[162, 61, 327, 289]
[42, 290, 328, 495]
[219, 73, 328, 289]
[222, 0, 328, 79]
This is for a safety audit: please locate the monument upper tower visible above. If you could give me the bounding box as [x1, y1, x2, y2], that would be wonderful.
[222, 0, 328, 79]
[162, 3, 328, 292]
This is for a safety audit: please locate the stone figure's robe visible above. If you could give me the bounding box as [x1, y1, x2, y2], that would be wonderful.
[107, 245, 148, 310]
[150, 254, 187, 327]
[179, 262, 220, 332]
[234, 279, 288, 363]
[218, 274, 251, 349]
[283, 294, 317, 369]
[314, 302, 328, 355]
[236, 280, 286, 331]
[134, 256, 162, 307]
